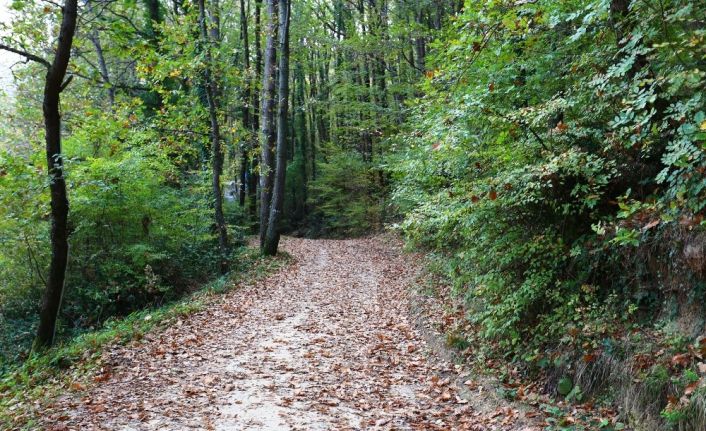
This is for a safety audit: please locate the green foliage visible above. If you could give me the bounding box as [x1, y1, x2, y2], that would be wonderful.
[0, 110, 224, 367]
[0, 0, 247, 367]
[558, 377, 574, 396]
[307, 149, 382, 236]
[390, 0, 706, 358]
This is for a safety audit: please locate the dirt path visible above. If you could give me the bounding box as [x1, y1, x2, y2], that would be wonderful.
[47, 237, 532, 431]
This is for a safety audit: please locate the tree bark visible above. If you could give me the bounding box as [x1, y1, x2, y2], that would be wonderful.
[414, 14, 426, 72]
[263, 0, 290, 256]
[238, 0, 251, 208]
[141, 0, 165, 112]
[610, 0, 631, 45]
[88, 31, 115, 108]
[239, 153, 248, 206]
[143, 0, 163, 42]
[293, 62, 308, 225]
[259, 0, 278, 248]
[34, 0, 79, 350]
[249, 0, 262, 219]
[306, 54, 318, 180]
[198, 0, 229, 274]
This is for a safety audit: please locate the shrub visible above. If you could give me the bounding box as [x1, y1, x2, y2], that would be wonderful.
[307, 148, 383, 236]
[389, 0, 706, 358]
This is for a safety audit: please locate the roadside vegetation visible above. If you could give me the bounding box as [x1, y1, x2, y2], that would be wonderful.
[389, 1, 706, 428]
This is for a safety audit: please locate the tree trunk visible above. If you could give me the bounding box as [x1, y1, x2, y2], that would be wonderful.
[306, 54, 318, 180]
[263, 0, 290, 256]
[198, 0, 229, 274]
[249, 0, 262, 220]
[238, 0, 251, 208]
[88, 31, 115, 108]
[294, 62, 308, 225]
[142, 0, 165, 112]
[143, 0, 162, 40]
[414, 5, 426, 73]
[610, 0, 647, 78]
[34, 0, 78, 350]
[239, 152, 247, 206]
[259, 0, 278, 248]
[610, 0, 631, 45]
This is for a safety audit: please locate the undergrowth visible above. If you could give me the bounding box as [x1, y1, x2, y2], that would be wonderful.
[390, 1, 706, 429]
[414, 249, 706, 431]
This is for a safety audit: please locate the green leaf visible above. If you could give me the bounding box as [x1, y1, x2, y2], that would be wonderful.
[558, 377, 573, 396]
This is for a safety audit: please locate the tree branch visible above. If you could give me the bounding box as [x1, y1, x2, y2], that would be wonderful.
[69, 70, 150, 91]
[23, 232, 47, 287]
[485, 106, 550, 152]
[107, 9, 151, 38]
[400, 49, 424, 73]
[0, 43, 51, 68]
[59, 75, 74, 92]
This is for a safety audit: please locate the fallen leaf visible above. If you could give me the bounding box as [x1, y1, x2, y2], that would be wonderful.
[685, 379, 701, 396]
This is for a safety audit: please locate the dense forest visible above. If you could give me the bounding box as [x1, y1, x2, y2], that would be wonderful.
[1, 0, 706, 429]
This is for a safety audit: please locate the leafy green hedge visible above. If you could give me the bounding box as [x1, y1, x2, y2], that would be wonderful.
[390, 0, 706, 357]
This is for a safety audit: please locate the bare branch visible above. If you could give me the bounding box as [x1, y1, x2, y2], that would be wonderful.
[69, 69, 150, 91]
[37, 0, 64, 10]
[400, 49, 424, 73]
[23, 232, 47, 287]
[0, 43, 51, 68]
[59, 74, 74, 92]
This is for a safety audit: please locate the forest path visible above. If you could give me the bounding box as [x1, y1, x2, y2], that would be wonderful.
[49, 237, 532, 431]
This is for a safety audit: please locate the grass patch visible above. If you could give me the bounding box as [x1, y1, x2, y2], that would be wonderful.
[0, 246, 290, 430]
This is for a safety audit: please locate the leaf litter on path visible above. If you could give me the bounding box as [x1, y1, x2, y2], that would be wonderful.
[45, 237, 539, 430]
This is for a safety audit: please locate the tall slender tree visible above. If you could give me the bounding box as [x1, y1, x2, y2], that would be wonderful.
[248, 0, 263, 219]
[259, 0, 278, 248]
[141, 0, 165, 112]
[198, 0, 229, 273]
[238, 0, 251, 208]
[262, 0, 291, 255]
[0, 0, 79, 349]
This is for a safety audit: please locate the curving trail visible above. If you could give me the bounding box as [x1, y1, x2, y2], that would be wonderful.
[47, 237, 534, 431]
